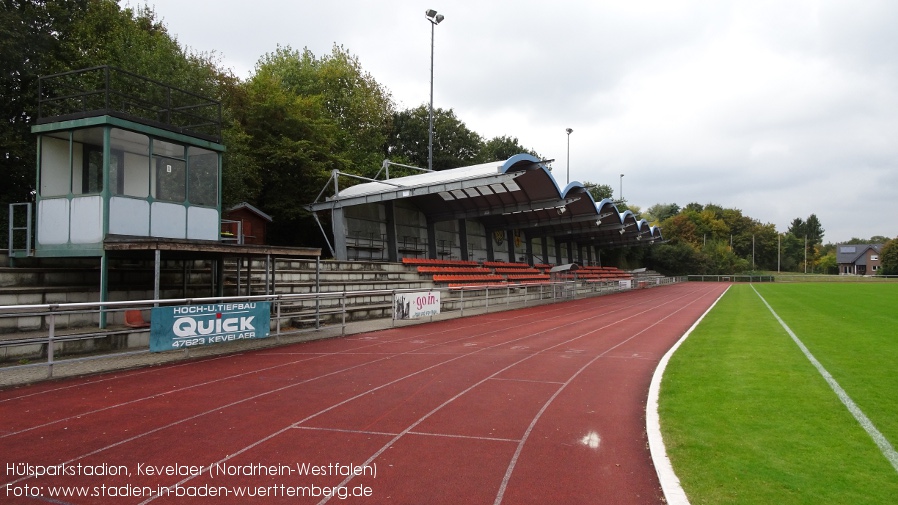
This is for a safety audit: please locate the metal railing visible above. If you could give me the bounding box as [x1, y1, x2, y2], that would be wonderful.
[0, 277, 682, 380]
[37, 66, 222, 142]
[688, 274, 898, 283]
[687, 275, 775, 282]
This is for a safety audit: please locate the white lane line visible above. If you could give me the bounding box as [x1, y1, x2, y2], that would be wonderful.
[293, 425, 520, 443]
[0, 310, 530, 404]
[489, 377, 566, 385]
[646, 284, 729, 505]
[307, 288, 705, 505]
[751, 284, 898, 473]
[2, 306, 572, 439]
[0, 354, 236, 404]
[135, 296, 669, 504]
[493, 284, 717, 505]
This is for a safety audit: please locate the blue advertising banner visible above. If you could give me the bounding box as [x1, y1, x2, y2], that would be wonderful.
[149, 302, 271, 352]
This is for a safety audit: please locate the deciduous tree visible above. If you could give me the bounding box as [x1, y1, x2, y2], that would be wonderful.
[880, 239, 898, 276]
[479, 135, 540, 162]
[582, 182, 614, 202]
[253, 45, 393, 180]
[388, 106, 484, 170]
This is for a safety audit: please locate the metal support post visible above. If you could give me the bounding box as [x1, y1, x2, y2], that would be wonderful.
[154, 249, 161, 306]
[47, 311, 56, 378]
[341, 294, 347, 336]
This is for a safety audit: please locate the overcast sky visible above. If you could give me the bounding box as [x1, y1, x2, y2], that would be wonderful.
[138, 0, 898, 243]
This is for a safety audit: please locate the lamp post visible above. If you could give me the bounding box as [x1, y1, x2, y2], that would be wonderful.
[619, 173, 624, 203]
[565, 128, 573, 184]
[426, 9, 444, 172]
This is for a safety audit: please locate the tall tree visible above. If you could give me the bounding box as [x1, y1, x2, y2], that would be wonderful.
[229, 45, 397, 246]
[60, 1, 230, 98]
[388, 106, 484, 171]
[228, 71, 346, 245]
[644, 203, 680, 224]
[806, 214, 824, 246]
[253, 45, 394, 180]
[786, 213, 825, 272]
[880, 239, 898, 276]
[581, 181, 613, 202]
[1, 0, 91, 226]
[479, 135, 540, 162]
[787, 214, 824, 247]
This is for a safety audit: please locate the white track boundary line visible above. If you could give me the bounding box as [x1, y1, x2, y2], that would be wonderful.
[135, 290, 689, 504]
[646, 285, 729, 505]
[493, 284, 717, 505]
[751, 284, 898, 473]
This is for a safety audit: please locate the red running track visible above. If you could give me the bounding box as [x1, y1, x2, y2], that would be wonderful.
[0, 282, 728, 505]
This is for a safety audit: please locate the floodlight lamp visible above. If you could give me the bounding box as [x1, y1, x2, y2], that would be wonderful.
[426, 9, 437, 17]
[566, 128, 573, 134]
[435, 14, 444, 23]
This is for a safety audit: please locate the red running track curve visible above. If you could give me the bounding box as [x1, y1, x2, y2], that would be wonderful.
[0, 282, 728, 504]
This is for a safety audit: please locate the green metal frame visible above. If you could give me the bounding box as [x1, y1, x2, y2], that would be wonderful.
[31, 115, 226, 327]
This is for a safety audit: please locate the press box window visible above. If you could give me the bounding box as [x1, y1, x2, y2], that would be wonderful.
[152, 140, 186, 203]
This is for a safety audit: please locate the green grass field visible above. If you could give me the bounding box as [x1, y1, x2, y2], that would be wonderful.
[659, 283, 898, 504]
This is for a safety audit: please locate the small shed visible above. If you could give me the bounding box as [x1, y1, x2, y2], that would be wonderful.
[223, 202, 273, 245]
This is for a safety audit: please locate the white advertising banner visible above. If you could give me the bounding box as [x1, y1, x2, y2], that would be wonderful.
[394, 291, 441, 319]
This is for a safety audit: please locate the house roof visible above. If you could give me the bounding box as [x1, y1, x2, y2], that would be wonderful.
[836, 244, 882, 265]
[306, 154, 663, 249]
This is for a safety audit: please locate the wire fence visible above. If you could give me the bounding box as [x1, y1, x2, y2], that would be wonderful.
[687, 274, 898, 283]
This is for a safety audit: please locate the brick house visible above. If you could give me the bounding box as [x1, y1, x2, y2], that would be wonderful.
[836, 244, 883, 275]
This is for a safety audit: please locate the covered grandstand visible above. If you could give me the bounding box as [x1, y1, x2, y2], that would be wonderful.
[306, 154, 663, 265]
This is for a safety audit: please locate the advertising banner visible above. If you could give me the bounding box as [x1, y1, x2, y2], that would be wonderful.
[150, 302, 271, 352]
[393, 291, 440, 320]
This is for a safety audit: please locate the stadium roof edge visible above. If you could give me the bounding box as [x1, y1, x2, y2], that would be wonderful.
[305, 154, 663, 259]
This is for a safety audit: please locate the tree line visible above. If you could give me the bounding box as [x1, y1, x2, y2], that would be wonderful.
[639, 204, 819, 275]
[3, 1, 895, 274]
[640, 204, 898, 277]
[1, 0, 539, 246]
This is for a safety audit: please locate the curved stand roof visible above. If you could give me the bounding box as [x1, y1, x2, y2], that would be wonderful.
[307, 154, 662, 249]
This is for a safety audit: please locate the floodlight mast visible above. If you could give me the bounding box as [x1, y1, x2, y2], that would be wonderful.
[565, 128, 573, 184]
[619, 173, 624, 203]
[426, 9, 445, 172]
